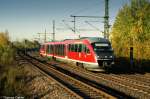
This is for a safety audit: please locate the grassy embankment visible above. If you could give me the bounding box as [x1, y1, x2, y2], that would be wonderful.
[0, 32, 26, 96]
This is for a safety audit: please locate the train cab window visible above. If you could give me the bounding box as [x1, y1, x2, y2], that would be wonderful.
[92, 42, 112, 51]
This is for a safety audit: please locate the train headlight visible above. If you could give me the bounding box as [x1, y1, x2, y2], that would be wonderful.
[97, 56, 99, 58]
[109, 56, 113, 58]
[105, 56, 107, 58]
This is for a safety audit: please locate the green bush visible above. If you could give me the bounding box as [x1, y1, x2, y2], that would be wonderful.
[0, 66, 25, 96]
[0, 32, 15, 65]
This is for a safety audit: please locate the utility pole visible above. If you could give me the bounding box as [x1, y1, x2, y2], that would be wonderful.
[104, 0, 109, 39]
[53, 20, 55, 41]
[38, 33, 40, 41]
[73, 16, 76, 33]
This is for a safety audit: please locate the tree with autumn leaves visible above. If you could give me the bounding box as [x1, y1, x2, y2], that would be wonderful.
[111, 0, 150, 65]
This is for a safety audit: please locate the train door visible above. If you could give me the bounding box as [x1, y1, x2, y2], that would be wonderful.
[81, 44, 93, 62]
[77, 44, 83, 61]
[80, 44, 87, 61]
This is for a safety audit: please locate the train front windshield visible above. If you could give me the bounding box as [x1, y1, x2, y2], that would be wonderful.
[92, 43, 112, 51]
[92, 42, 114, 59]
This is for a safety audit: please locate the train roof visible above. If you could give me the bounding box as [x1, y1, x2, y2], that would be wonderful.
[43, 37, 109, 45]
[80, 37, 109, 43]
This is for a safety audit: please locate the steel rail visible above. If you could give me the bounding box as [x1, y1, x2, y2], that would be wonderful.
[19, 54, 82, 99]
[22, 54, 116, 99]
[49, 62, 150, 99]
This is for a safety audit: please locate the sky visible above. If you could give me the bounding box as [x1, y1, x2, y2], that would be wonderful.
[0, 0, 129, 42]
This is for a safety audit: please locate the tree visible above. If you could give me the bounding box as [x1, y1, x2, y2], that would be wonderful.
[111, 0, 150, 61]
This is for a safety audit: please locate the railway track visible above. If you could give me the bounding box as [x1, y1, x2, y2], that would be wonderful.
[27, 53, 135, 98]
[17, 54, 82, 99]
[26, 53, 150, 99]
[20, 53, 116, 99]
[44, 60, 150, 99]
[115, 74, 150, 86]
[96, 73, 150, 98]
[144, 73, 150, 78]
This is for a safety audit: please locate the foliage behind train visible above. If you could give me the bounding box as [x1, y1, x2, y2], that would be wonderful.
[111, 0, 150, 67]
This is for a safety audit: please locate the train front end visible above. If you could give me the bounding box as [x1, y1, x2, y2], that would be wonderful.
[91, 39, 115, 69]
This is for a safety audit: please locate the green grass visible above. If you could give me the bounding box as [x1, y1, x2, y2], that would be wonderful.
[0, 65, 26, 96]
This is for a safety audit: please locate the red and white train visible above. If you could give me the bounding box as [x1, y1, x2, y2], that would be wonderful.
[40, 37, 114, 71]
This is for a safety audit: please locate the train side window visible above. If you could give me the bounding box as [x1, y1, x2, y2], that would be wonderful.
[48, 45, 50, 53]
[49, 45, 51, 53]
[75, 44, 78, 52]
[60, 44, 62, 55]
[57, 45, 59, 55]
[50, 45, 53, 54]
[61, 44, 63, 56]
[51, 45, 53, 54]
[82, 44, 90, 53]
[71, 44, 74, 52]
[46, 45, 49, 53]
[82, 44, 85, 52]
[63, 45, 65, 55]
[63, 44, 65, 56]
[69, 44, 71, 51]
[86, 47, 90, 53]
[68, 44, 70, 51]
[55, 45, 57, 54]
[78, 44, 82, 52]
[59, 44, 60, 55]
[72, 44, 76, 52]
[59, 44, 61, 55]
[56, 45, 58, 55]
[62, 44, 64, 56]
[70, 44, 72, 51]
[57, 45, 60, 55]
[49, 45, 51, 54]
[55, 45, 56, 55]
